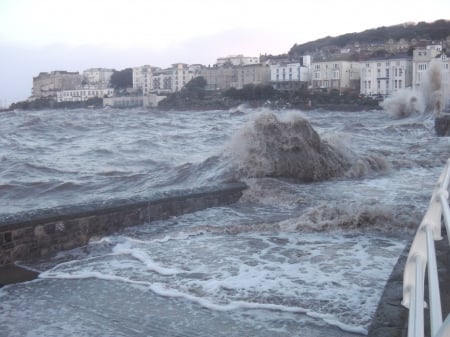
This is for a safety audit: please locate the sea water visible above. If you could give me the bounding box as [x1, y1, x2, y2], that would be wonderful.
[1, 106, 449, 336]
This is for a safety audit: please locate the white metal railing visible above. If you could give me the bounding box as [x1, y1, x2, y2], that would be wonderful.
[403, 158, 450, 337]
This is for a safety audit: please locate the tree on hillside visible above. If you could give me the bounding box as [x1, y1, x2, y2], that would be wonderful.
[110, 68, 133, 90]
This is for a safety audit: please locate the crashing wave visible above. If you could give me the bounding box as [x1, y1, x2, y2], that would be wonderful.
[287, 200, 420, 232]
[227, 111, 386, 181]
[381, 61, 447, 119]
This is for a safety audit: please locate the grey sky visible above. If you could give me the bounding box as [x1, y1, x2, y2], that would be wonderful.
[0, 0, 448, 105]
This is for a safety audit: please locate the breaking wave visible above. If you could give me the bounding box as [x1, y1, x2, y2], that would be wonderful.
[225, 111, 387, 181]
[288, 200, 421, 233]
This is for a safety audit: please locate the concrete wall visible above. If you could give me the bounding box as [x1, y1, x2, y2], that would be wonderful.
[0, 183, 246, 266]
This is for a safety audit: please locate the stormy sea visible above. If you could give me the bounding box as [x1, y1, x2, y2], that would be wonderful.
[0, 84, 449, 336]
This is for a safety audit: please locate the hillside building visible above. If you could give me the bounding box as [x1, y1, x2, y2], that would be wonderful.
[216, 55, 260, 67]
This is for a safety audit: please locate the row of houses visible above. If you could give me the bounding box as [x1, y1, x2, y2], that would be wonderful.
[31, 46, 450, 107]
[126, 46, 450, 101]
[31, 68, 115, 102]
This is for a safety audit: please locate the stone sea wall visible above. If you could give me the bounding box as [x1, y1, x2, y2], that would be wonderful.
[0, 183, 246, 266]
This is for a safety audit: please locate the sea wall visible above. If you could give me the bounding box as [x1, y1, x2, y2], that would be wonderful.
[0, 183, 247, 266]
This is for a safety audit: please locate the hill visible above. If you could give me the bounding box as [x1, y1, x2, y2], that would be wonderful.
[288, 19, 450, 58]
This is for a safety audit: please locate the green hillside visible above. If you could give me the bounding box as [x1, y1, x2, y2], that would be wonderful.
[288, 19, 450, 57]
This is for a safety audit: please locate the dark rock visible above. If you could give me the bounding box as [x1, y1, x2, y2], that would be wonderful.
[435, 114, 450, 136]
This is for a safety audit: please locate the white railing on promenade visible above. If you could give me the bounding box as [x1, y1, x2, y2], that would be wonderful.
[403, 158, 450, 337]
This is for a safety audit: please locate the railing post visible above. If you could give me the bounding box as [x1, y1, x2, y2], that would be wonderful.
[439, 192, 450, 244]
[426, 226, 443, 336]
[410, 256, 425, 337]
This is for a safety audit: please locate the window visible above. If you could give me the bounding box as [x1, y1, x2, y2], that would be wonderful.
[399, 80, 402, 88]
[418, 64, 427, 71]
[399, 68, 403, 76]
[333, 71, 340, 79]
[386, 69, 390, 77]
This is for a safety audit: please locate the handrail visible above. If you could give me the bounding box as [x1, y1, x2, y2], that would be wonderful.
[402, 158, 450, 337]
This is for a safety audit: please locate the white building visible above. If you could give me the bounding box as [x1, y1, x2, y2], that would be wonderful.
[140, 63, 203, 94]
[83, 68, 114, 89]
[57, 88, 114, 102]
[216, 55, 260, 67]
[133, 65, 157, 93]
[412, 45, 444, 89]
[172, 63, 199, 92]
[311, 60, 360, 92]
[360, 54, 413, 97]
[412, 44, 450, 110]
[150, 68, 173, 93]
[270, 56, 311, 90]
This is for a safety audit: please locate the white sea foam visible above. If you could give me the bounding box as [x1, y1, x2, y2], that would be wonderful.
[112, 242, 180, 276]
[34, 228, 405, 336]
[39, 267, 369, 334]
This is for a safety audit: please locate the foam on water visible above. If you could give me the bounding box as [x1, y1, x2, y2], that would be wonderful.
[1, 106, 450, 336]
[27, 228, 405, 336]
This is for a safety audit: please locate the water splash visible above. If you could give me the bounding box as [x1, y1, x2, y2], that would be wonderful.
[227, 111, 349, 181]
[381, 61, 446, 118]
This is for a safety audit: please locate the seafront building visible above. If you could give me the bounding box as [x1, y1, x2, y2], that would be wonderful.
[360, 54, 413, 98]
[311, 60, 361, 92]
[83, 68, 114, 89]
[32, 71, 82, 99]
[412, 45, 450, 92]
[270, 56, 311, 90]
[28, 39, 450, 108]
[56, 88, 114, 103]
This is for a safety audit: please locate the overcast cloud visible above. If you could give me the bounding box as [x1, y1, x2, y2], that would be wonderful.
[0, 0, 449, 106]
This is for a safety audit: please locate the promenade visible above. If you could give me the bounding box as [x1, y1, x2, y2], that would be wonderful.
[369, 231, 450, 337]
